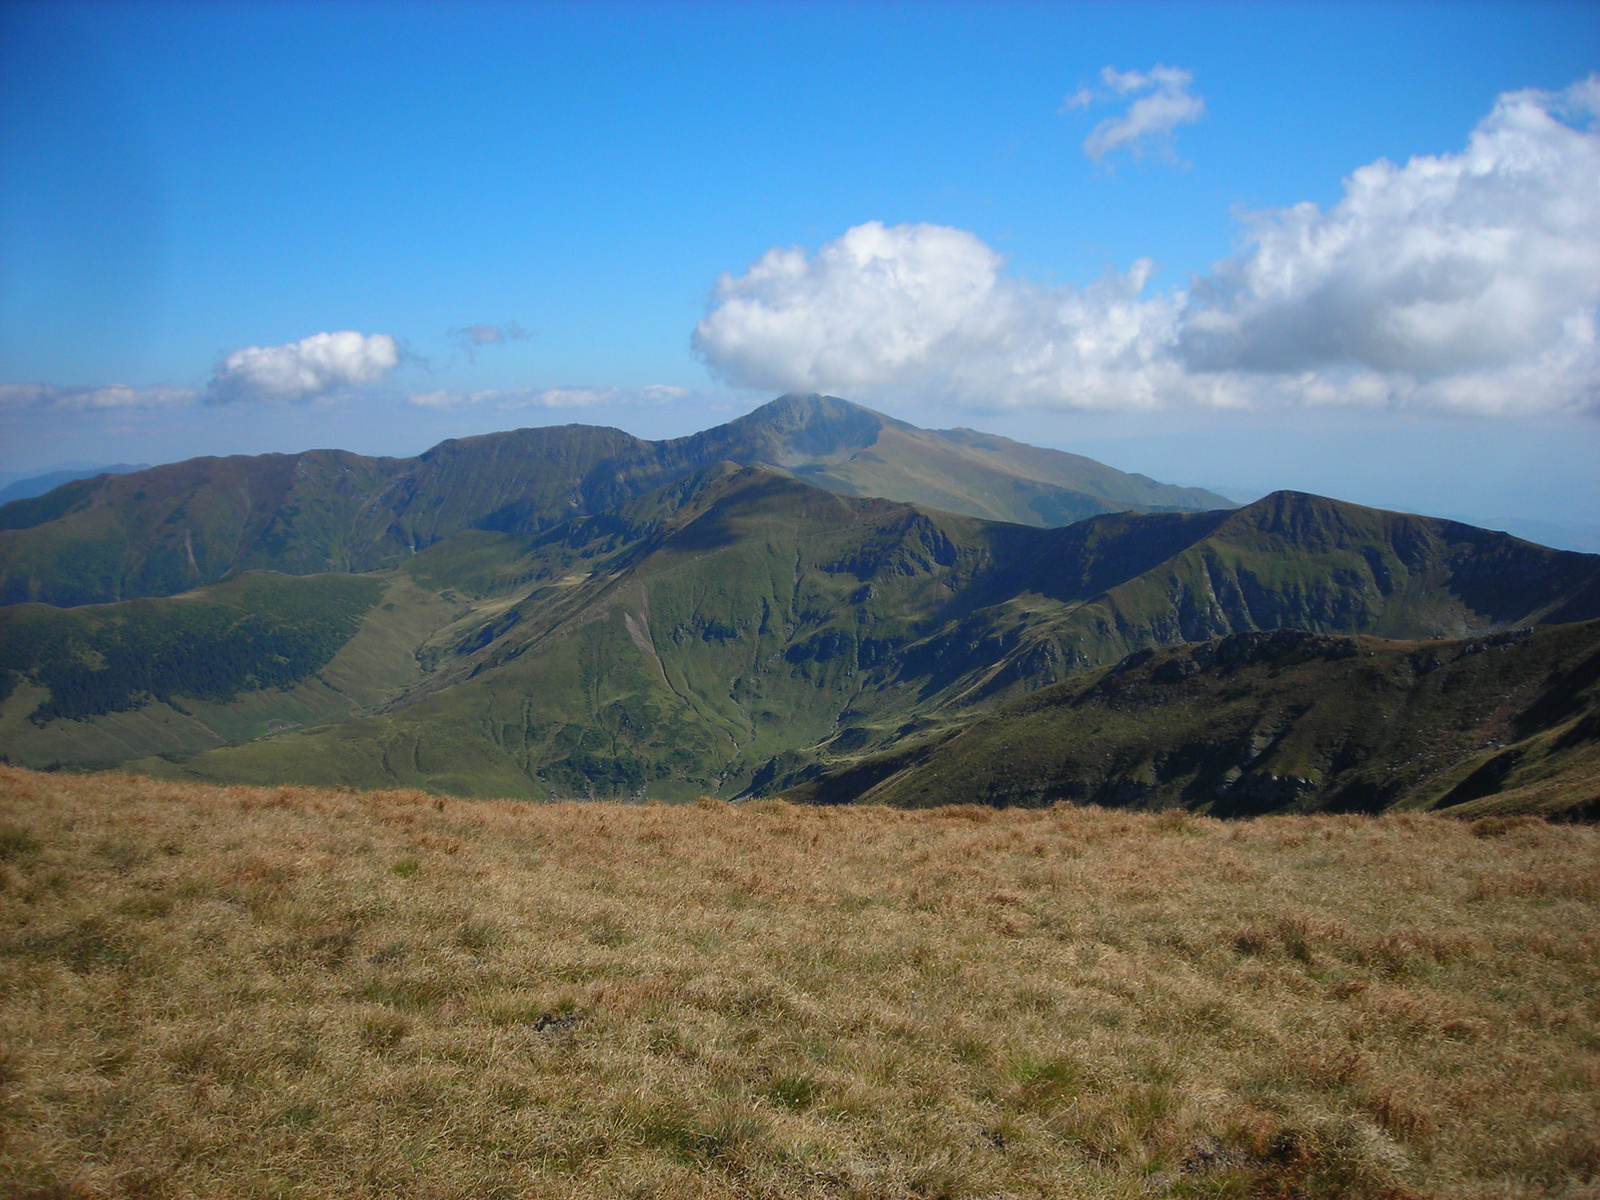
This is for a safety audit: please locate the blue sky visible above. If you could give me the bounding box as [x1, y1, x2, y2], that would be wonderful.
[2, 1, 1598, 546]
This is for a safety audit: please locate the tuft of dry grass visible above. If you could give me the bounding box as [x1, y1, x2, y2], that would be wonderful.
[1, 766, 1597, 1199]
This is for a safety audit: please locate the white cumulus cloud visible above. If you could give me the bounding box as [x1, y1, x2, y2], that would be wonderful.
[696, 222, 1010, 394]
[695, 78, 1600, 418]
[207, 331, 401, 403]
[693, 220, 1190, 410]
[1179, 78, 1600, 402]
[1067, 65, 1205, 164]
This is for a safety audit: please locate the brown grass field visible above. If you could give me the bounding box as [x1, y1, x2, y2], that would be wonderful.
[1, 766, 1597, 1199]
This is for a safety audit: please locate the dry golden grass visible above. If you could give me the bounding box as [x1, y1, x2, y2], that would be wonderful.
[1, 767, 1598, 1199]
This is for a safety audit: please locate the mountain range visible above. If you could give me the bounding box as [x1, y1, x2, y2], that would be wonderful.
[0, 395, 1595, 818]
[0, 393, 1226, 609]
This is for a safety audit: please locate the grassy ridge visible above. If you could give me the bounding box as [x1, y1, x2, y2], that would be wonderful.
[148, 468, 988, 799]
[0, 450, 403, 607]
[985, 491, 1600, 683]
[773, 409, 1227, 527]
[1, 767, 1597, 1198]
[783, 621, 1600, 819]
[0, 574, 464, 774]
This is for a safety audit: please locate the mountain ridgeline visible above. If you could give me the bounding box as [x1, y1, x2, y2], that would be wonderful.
[783, 621, 1600, 819]
[0, 394, 1230, 608]
[1, 405, 1596, 818]
[1, 395, 1596, 816]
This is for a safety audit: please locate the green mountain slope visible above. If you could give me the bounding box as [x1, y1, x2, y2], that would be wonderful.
[781, 620, 1600, 821]
[934, 489, 1600, 710]
[0, 572, 381, 722]
[0, 571, 389, 769]
[0, 395, 1231, 607]
[125, 466, 1044, 798]
[726, 397, 1228, 525]
[20, 469, 1576, 804]
[0, 526, 615, 772]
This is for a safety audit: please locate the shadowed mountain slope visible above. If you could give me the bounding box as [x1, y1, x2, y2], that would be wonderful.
[4, 467, 1586, 805]
[781, 620, 1600, 821]
[0, 395, 1230, 607]
[843, 488, 1600, 719]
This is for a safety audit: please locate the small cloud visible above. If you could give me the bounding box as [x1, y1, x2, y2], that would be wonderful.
[0, 383, 70, 410]
[450, 322, 530, 359]
[1065, 64, 1205, 165]
[1062, 86, 1095, 111]
[0, 383, 198, 410]
[407, 389, 466, 410]
[500, 387, 610, 409]
[638, 384, 690, 403]
[465, 324, 508, 346]
[207, 331, 401, 404]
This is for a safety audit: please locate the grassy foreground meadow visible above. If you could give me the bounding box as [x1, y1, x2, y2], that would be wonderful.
[1, 768, 1597, 1199]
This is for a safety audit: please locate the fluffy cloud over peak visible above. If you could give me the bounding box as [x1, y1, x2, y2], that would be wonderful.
[1066, 64, 1205, 164]
[694, 220, 1188, 410]
[698, 228, 1194, 410]
[207, 331, 401, 403]
[693, 222, 1008, 394]
[695, 78, 1600, 418]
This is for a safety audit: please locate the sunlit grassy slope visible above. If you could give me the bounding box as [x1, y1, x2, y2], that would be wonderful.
[2, 767, 1597, 1198]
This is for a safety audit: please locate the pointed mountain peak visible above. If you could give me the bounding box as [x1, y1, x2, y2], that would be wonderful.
[1231, 488, 1382, 523]
[752, 391, 866, 417]
[736, 391, 886, 429]
[1218, 489, 1416, 550]
[1220, 489, 1600, 567]
[713, 393, 889, 463]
